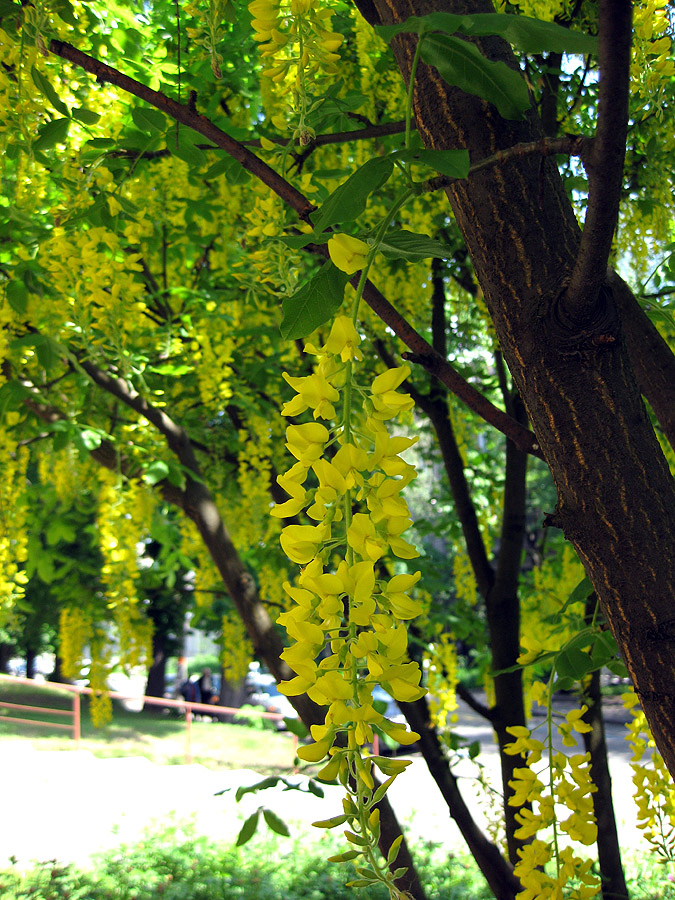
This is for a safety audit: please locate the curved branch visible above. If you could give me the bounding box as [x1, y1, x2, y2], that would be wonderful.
[364, 279, 542, 458]
[48, 40, 316, 223]
[51, 38, 544, 458]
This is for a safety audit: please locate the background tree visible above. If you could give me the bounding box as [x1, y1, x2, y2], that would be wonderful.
[1, 1, 674, 898]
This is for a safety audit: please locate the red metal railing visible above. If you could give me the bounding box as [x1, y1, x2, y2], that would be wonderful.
[0, 674, 295, 764]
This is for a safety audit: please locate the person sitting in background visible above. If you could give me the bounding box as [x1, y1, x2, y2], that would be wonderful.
[197, 667, 213, 705]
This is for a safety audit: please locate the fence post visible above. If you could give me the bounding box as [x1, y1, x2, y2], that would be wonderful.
[73, 691, 81, 747]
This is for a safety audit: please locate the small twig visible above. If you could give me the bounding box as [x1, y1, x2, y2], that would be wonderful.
[419, 134, 591, 195]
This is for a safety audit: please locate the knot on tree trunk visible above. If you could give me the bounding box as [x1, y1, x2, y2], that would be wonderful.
[544, 280, 620, 358]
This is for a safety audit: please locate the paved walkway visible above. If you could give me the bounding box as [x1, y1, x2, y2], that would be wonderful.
[0, 697, 648, 870]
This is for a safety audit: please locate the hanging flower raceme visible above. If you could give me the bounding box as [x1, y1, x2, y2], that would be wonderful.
[271, 313, 426, 897]
[504, 689, 601, 900]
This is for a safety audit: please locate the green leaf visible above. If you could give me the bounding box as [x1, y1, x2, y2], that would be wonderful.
[276, 232, 331, 251]
[0, 381, 30, 421]
[375, 12, 598, 55]
[72, 107, 101, 125]
[37, 554, 56, 583]
[311, 157, 394, 233]
[606, 659, 628, 679]
[235, 809, 260, 846]
[555, 646, 592, 680]
[131, 106, 167, 134]
[52, 0, 78, 26]
[421, 34, 530, 121]
[143, 460, 170, 486]
[234, 776, 279, 801]
[34, 334, 61, 369]
[372, 775, 396, 804]
[468, 740, 480, 759]
[31, 66, 70, 117]
[283, 716, 309, 738]
[378, 229, 455, 261]
[559, 575, 594, 614]
[6, 280, 28, 315]
[306, 779, 325, 798]
[169, 127, 207, 168]
[34, 117, 71, 151]
[456, 12, 598, 54]
[84, 138, 117, 149]
[280, 262, 350, 340]
[391, 867, 409, 880]
[0, 0, 19, 17]
[392, 147, 470, 179]
[221, 157, 251, 186]
[262, 808, 290, 836]
[312, 813, 349, 828]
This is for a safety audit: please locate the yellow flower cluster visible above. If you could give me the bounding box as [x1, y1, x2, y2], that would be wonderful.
[504, 0, 567, 19]
[504, 695, 600, 899]
[623, 689, 675, 860]
[632, 0, 675, 112]
[59, 606, 91, 681]
[273, 313, 424, 764]
[248, 0, 343, 85]
[231, 417, 277, 548]
[273, 311, 426, 893]
[0, 429, 29, 623]
[425, 634, 459, 731]
[221, 612, 254, 684]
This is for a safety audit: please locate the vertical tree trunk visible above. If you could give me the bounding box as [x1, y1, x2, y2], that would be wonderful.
[144, 634, 168, 709]
[355, 0, 675, 782]
[581, 668, 629, 900]
[0, 642, 12, 674]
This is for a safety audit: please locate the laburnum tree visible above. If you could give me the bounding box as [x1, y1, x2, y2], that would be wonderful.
[1, 0, 675, 898]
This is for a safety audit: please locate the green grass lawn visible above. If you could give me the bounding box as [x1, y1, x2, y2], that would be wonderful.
[0, 679, 298, 773]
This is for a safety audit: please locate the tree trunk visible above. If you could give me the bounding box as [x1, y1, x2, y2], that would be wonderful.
[355, 0, 675, 782]
[25, 648, 36, 680]
[0, 642, 12, 674]
[48, 653, 66, 683]
[144, 638, 168, 710]
[400, 695, 521, 900]
[581, 668, 630, 900]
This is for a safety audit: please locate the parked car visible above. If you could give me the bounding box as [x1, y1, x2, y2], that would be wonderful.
[244, 662, 275, 695]
[248, 683, 298, 730]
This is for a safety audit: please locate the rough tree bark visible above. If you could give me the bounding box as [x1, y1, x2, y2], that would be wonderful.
[354, 0, 675, 782]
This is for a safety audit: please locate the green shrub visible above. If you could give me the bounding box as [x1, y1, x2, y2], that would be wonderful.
[0, 824, 493, 900]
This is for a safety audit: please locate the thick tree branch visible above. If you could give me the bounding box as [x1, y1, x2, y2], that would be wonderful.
[455, 683, 493, 721]
[362, 280, 543, 458]
[565, 1, 632, 320]
[609, 270, 675, 450]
